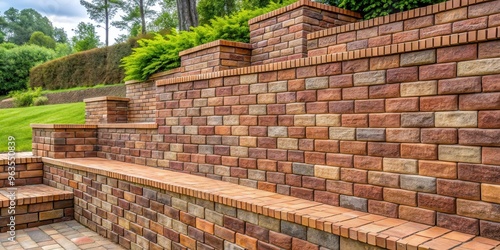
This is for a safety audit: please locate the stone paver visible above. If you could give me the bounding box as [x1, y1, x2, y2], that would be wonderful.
[0, 221, 124, 250]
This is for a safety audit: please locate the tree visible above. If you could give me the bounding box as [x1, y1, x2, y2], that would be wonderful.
[80, 0, 121, 46]
[150, 0, 178, 33]
[113, 0, 159, 35]
[72, 22, 101, 52]
[176, 0, 198, 31]
[28, 31, 56, 49]
[1, 8, 54, 45]
[197, 0, 238, 25]
[53, 27, 69, 43]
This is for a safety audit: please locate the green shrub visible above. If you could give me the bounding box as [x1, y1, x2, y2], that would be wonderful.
[0, 45, 55, 95]
[33, 96, 49, 106]
[29, 40, 135, 90]
[10, 87, 43, 107]
[122, 0, 295, 81]
[339, 0, 445, 19]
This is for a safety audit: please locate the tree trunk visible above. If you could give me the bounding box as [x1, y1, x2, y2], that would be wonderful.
[139, 0, 146, 34]
[177, 0, 198, 31]
[105, 0, 109, 46]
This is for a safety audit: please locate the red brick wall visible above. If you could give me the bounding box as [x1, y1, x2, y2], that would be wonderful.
[32, 126, 97, 158]
[126, 81, 156, 123]
[249, 1, 360, 65]
[179, 40, 252, 76]
[84, 97, 129, 124]
[0, 154, 43, 187]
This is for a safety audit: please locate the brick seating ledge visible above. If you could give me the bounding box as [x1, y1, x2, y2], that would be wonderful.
[42, 157, 500, 250]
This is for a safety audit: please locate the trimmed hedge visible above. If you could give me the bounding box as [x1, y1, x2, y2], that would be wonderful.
[29, 41, 135, 90]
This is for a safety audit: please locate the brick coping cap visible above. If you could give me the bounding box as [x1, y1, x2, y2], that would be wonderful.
[42, 157, 500, 249]
[178, 39, 253, 57]
[83, 96, 130, 103]
[308, 0, 493, 40]
[157, 26, 500, 86]
[0, 152, 41, 165]
[248, 0, 361, 25]
[31, 123, 157, 129]
[0, 184, 73, 207]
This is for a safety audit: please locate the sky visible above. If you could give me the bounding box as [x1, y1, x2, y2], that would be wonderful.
[0, 0, 132, 44]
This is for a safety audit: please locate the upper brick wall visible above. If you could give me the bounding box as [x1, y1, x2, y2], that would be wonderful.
[249, 0, 360, 65]
[307, 0, 500, 56]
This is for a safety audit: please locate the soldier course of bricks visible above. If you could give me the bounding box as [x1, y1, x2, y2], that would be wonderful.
[2, 0, 500, 249]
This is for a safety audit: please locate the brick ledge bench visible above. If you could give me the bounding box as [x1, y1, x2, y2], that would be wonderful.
[0, 184, 74, 232]
[42, 157, 500, 250]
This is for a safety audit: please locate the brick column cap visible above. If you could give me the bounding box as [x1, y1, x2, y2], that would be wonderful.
[83, 96, 130, 103]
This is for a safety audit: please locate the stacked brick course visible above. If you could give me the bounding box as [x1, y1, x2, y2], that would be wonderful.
[32, 125, 98, 158]
[0, 153, 43, 187]
[126, 81, 157, 123]
[249, 0, 360, 65]
[84, 96, 130, 124]
[179, 40, 252, 76]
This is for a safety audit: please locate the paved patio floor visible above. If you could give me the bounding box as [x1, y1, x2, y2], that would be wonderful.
[0, 221, 125, 250]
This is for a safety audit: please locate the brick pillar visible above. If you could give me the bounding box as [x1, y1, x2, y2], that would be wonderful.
[84, 96, 130, 124]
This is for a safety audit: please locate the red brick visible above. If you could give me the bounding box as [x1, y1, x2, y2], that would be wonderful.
[393, 30, 419, 43]
[401, 143, 438, 160]
[368, 200, 398, 218]
[480, 221, 500, 241]
[236, 233, 257, 250]
[329, 74, 353, 88]
[317, 63, 341, 76]
[386, 98, 419, 112]
[342, 59, 369, 73]
[369, 113, 400, 128]
[297, 66, 316, 78]
[368, 35, 392, 47]
[288, 79, 305, 91]
[315, 140, 339, 153]
[354, 184, 383, 200]
[419, 63, 456, 80]
[404, 15, 433, 30]
[259, 72, 277, 82]
[384, 188, 417, 206]
[367, 142, 400, 157]
[296, 90, 317, 102]
[306, 102, 328, 114]
[314, 191, 339, 206]
[341, 114, 368, 127]
[269, 231, 292, 249]
[369, 84, 400, 99]
[387, 67, 418, 83]
[326, 153, 353, 168]
[326, 180, 353, 195]
[399, 206, 435, 225]
[483, 147, 500, 165]
[292, 238, 319, 250]
[459, 129, 500, 147]
[278, 69, 296, 80]
[343, 86, 368, 100]
[223, 216, 245, 234]
[418, 193, 455, 213]
[354, 155, 382, 171]
[341, 168, 367, 183]
[329, 101, 354, 114]
[421, 128, 457, 144]
[305, 127, 328, 139]
[437, 179, 480, 200]
[419, 160, 457, 179]
[437, 213, 479, 236]
[304, 151, 326, 165]
[317, 89, 341, 101]
[458, 163, 500, 184]
[452, 17, 487, 33]
[291, 187, 313, 200]
[460, 93, 500, 110]
[420, 95, 458, 111]
[420, 23, 451, 39]
[438, 77, 481, 95]
[303, 176, 326, 190]
[340, 141, 366, 155]
[479, 41, 500, 59]
[437, 44, 477, 63]
[479, 111, 500, 128]
[354, 99, 385, 113]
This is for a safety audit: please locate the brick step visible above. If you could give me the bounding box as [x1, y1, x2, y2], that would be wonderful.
[0, 184, 74, 232]
[43, 157, 500, 250]
[0, 152, 43, 187]
[307, 0, 499, 56]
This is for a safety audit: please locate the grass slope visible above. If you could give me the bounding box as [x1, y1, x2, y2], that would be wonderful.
[0, 102, 85, 152]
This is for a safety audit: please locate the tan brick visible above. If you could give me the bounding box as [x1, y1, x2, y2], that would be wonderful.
[294, 115, 315, 126]
[231, 146, 248, 158]
[241, 74, 258, 84]
[277, 138, 298, 150]
[439, 145, 481, 163]
[400, 81, 437, 97]
[223, 115, 240, 125]
[435, 111, 477, 128]
[39, 209, 64, 220]
[400, 50, 436, 66]
[329, 127, 356, 140]
[435, 7, 467, 24]
[383, 158, 418, 174]
[316, 114, 341, 126]
[482, 184, 500, 203]
[353, 71, 386, 86]
[457, 58, 500, 76]
[305, 77, 329, 89]
[314, 165, 340, 180]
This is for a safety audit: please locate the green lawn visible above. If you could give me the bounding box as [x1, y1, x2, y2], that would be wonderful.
[0, 102, 85, 152]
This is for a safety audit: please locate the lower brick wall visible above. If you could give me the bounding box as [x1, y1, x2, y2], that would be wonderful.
[0, 155, 43, 187]
[44, 163, 383, 250]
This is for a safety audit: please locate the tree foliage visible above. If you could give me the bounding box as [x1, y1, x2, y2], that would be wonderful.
[72, 22, 101, 52]
[113, 0, 160, 35]
[338, 0, 445, 19]
[1, 8, 54, 45]
[80, 0, 122, 46]
[122, 0, 295, 81]
[28, 31, 56, 49]
[197, 0, 238, 25]
[0, 45, 55, 95]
